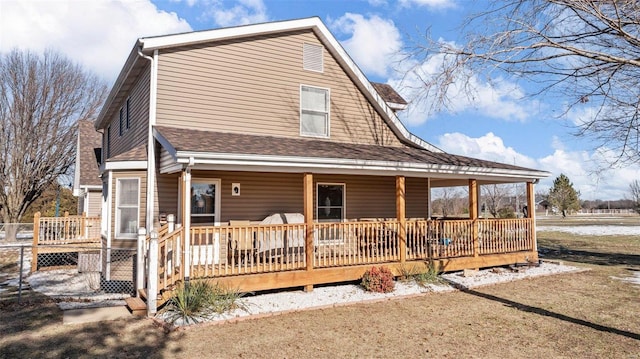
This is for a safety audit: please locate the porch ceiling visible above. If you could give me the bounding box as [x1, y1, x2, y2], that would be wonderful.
[154, 126, 550, 182]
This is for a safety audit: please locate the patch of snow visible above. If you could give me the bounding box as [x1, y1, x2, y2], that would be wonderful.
[611, 271, 640, 288]
[537, 225, 640, 236]
[27, 269, 130, 305]
[159, 262, 580, 326]
[441, 263, 581, 289]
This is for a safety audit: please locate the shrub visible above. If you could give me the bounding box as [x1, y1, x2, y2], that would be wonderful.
[160, 281, 246, 325]
[361, 266, 395, 293]
[497, 207, 516, 218]
[398, 261, 443, 287]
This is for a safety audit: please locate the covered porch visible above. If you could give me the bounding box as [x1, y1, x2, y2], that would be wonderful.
[144, 174, 538, 298]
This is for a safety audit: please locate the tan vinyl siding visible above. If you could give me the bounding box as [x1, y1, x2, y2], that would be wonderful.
[156, 30, 402, 147]
[191, 171, 303, 223]
[156, 173, 180, 222]
[87, 190, 103, 217]
[184, 171, 428, 223]
[104, 64, 150, 160]
[111, 171, 147, 241]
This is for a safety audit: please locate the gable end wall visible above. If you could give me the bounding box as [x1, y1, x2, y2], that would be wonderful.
[155, 30, 402, 147]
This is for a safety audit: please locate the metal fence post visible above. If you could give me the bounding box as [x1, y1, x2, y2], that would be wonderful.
[136, 227, 147, 296]
[18, 246, 24, 304]
[147, 230, 158, 316]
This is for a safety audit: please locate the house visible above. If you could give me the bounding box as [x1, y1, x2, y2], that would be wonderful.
[91, 17, 548, 312]
[73, 120, 102, 217]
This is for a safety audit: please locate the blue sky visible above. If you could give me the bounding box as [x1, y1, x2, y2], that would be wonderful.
[1, 0, 638, 200]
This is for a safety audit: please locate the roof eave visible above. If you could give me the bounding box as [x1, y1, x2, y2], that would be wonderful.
[170, 150, 550, 182]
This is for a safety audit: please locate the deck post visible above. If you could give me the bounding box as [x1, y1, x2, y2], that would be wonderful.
[136, 227, 147, 295]
[396, 176, 406, 263]
[526, 181, 536, 252]
[31, 212, 41, 273]
[80, 212, 87, 238]
[147, 230, 158, 316]
[469, 179, 479, 258]
[303, 172, 314, 292]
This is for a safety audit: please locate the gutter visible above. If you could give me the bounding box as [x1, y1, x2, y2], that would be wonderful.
[138, 48, 159, 232]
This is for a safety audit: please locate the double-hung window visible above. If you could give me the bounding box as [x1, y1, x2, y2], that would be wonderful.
[300, 85, 329, 137]
[115, 178, 140, 238]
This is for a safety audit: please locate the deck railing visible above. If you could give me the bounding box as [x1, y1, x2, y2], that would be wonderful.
[157, 225, 183, 290]
[478, 218, 532, 254]
[142, 217, 535, 292]
[34, 211, 101, 245]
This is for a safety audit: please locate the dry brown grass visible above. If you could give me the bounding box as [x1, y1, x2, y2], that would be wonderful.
[1, 219, 639, 358]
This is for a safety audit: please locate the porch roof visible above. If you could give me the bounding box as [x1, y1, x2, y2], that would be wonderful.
[155, 126, 549, 183]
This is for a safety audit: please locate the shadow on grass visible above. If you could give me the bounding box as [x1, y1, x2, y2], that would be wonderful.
[462, 289, 640, 341]
[0, 288, 181, 358]
[538, 246, 640, 267]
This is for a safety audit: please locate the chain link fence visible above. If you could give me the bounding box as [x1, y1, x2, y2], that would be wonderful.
[0, 223, 34, 242]
[1, 243, 136, 303]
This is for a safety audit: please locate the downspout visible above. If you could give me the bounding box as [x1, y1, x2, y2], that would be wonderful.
[137, 48, 158, 234]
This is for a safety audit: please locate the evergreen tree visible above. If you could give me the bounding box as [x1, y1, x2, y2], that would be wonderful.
[548, 174, 581, 216]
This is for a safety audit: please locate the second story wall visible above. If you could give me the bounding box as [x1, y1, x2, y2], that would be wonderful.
[103, 63, 151, 161]
[155, 29, 403, 147]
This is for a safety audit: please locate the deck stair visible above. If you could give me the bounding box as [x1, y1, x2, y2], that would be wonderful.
[125, 288, 173, 316]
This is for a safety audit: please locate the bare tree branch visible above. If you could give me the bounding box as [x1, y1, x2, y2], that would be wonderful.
[0, 49, 107, 228]
[403, 0, 640, 164]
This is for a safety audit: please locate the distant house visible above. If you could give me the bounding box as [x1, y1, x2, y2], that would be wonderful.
[91, 17, 548, 310]
[73, 120, 102, 217]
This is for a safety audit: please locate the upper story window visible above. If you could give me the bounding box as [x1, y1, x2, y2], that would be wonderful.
[300, 85, 329, 138]
[303, 43, 323, 72]
[119, 97, 131, 137]
[106, 125, 111, 159]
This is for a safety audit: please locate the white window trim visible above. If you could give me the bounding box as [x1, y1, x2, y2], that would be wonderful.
[190, 178, 221, 225]
[300, 84, 330, 139]
[115, 177, 140, 239]
[316, 182, 345, 222]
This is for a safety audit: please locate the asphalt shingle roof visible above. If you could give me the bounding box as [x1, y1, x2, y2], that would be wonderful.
[155, 126, 536, 172]
[78, 120, 102, 186]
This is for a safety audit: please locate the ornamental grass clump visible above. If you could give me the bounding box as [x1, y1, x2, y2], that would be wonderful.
[361, 266, 395, 293]
[160, 280, 246, 325]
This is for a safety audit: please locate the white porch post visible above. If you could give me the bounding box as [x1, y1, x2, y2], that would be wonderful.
[136, 227, 146, 295]
[183, 168, 192, 282]
[147, 230, 158, 316]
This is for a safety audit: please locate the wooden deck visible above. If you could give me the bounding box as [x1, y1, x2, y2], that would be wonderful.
[146, 218, 537, 293]
[31, 212, 102, 272]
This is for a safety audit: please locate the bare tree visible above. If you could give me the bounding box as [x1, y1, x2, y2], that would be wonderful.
[629, 180, 640, 214]
[0, 49, 107, 238]
[404, 1, 640, 164]
[481, 184, 510, 218]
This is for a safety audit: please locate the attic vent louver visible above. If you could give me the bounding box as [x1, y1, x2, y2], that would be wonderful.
[303, 43, 323, 72]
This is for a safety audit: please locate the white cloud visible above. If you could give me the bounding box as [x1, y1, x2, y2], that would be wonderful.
[389, 46, 540, 125]
[399, 0, 456, 10]
[330, 13, 402, 78]
[437, 132, 640, 200]
[0, 0, 192, 82]
[203, 0, 269, 27]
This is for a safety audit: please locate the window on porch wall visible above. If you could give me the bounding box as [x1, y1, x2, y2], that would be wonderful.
[191, 182, 216, 225]
[317, 183, 344, 241]
[115, 178, 139, 238]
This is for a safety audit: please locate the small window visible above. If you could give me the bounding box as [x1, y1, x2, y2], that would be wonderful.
[106, 126, 111, 159]
[300, 85, 329, 137]
[115, 178, 140, 238]
[119, 107, 124, 136]
[303, 43, 323, 72]
[317, 183, 344, 222]
[126, 98, 131, 130]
